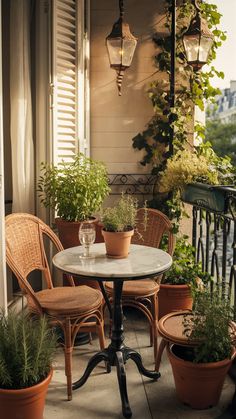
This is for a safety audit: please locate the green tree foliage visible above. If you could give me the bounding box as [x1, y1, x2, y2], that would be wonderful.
[205, 119, 236, 165]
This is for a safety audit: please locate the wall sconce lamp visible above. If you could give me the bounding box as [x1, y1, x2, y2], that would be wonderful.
[183, 0, 214, 71]
[169, 0, 214, 156]
[106, 0, 138, 95]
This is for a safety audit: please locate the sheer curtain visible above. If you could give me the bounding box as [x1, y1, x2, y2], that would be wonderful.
[10, 0, 34, 213]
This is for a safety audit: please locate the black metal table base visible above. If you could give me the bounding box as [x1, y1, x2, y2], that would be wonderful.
[72, 280, 160, 418]
[73, 345, 160, 418]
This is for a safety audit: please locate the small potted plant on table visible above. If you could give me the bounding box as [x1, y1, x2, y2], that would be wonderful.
[159, 236, 210, 319]
[167, 287, 236, 409]
[101, 194, 139, 258]
[0, 310, 57, 419]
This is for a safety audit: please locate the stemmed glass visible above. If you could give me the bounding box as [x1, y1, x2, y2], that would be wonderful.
[79, 222, 96, 258]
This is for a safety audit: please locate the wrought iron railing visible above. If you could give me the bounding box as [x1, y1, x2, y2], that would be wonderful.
[108, 174, 156, 204]
[108, 175, 236, 314]
[183, 187, 236, 317]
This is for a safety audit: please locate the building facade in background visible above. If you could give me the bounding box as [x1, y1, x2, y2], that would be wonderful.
[207, 80, 236, 123]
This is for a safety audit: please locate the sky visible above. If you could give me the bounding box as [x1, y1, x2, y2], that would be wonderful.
[207, 0, 236, 89]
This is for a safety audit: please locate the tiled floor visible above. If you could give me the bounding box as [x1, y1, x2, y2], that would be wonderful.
[44, 309, 236, 419]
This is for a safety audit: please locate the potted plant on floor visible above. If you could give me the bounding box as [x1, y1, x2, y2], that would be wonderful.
[101, 194, 140, 258]
[0, 310, 57, 419]
[159, 236, 211, 319]
[167, 287, 236, 409]
[38, 152, 110, 248]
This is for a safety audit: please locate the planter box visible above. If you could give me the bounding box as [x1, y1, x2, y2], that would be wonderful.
[181, 183, 233, 213]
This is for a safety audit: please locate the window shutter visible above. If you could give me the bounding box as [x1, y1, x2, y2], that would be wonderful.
[51, 0, 79, 165]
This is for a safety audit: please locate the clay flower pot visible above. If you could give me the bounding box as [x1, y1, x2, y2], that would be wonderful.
[0, 369, 53, 419]
[167, 344, 233, 409]
[55, 217, 103, 289]
[55, 217, 103, 248]
[102, 229, 134, 258]
[158, 284, 193, 319]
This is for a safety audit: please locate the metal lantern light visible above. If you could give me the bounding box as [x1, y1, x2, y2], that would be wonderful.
[183, 0, 214, 71]
[106, 0, 137, 95]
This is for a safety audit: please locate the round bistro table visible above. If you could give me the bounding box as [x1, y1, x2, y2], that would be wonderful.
[53, 243, 172, 418]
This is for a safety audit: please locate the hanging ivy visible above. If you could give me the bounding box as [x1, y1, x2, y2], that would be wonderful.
[132, 0, 227, 225]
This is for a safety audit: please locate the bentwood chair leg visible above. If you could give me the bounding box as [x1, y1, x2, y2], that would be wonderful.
[97, 319, 106, 350]
[64, 317, 73, 401]
[155, 338, 167, 372]
[150, 323, 153, 347]
[151, 294, 159, 362]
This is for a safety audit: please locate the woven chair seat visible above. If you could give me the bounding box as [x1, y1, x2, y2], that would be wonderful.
[105, 279, 159, 297]
[31, 286, 103, 316]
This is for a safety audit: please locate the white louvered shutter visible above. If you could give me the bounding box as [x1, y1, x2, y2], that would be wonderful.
[51, 0, 86, 165]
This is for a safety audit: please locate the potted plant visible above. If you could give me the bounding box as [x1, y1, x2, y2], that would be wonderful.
[167, 287, 236, 409]
[38, 152, 110, 248]
[159, 146, 236, 213]
[0, 310, 57, 419]
[159, 236, 211, 319]
[101, 194, 139, 258]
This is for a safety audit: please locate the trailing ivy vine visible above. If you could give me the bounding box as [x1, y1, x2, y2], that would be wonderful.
[132, 0, 227, 227]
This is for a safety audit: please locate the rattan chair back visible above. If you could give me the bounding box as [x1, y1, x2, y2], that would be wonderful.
[132, 208, 175, 256]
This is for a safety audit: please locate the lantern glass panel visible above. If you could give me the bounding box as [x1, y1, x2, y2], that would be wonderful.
[183, 34, 200, 62]
[106, 38, 123, 66]
[106, 38, 137, 68]
[198, 36, 213, 62]
[121, 39, 137, 67]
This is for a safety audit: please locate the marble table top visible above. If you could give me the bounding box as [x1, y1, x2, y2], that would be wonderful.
[53, 243, 172, 281]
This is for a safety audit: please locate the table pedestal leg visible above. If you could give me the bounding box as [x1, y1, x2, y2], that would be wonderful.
[124, 348, 160, 380]
[72, 280, 160, 418]
[116, 351, 132, 419]
[72, 350, 109, 390]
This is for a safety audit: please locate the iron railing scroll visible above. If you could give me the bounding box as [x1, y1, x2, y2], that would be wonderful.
[182, 186, 236, 318]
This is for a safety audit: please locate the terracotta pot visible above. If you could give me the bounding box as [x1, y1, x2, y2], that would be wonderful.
[0, 369, 52, 419]
[55, 217, 103, 248]
[55, 217, 103, 289]
[167, 344, 232, 409]
[102, 229, 134, 258]
[158, 284, 193, 319]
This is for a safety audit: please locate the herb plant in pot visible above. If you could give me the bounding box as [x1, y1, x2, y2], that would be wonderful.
[101, 194, 139, 258]
[38, 152, 110, 248]
[159, 236, 211, 319]
[167, 288, 236, 409]
[0, 311, 57, 419]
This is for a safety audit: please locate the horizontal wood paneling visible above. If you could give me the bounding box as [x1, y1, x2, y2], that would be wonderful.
[90, 0, 165, 175]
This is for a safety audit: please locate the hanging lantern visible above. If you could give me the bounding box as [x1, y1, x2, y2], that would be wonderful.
[106, 0, 138, 95]
[183, 0, 214, 71]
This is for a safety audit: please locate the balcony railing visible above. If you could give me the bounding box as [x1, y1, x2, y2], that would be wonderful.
[108, 174, 236, 316]
[182, 186, 236, 318]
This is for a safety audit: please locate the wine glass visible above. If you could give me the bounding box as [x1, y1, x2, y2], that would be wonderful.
[79, 222, 96, 258]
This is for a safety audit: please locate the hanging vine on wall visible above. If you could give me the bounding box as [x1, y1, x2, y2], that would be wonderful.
[132, 0, 229, 226]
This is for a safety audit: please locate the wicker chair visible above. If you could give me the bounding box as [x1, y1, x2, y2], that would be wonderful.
[5, 213, 105, 400]
[105, 208, 175, 365]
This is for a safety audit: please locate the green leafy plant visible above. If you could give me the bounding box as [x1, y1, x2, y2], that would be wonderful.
[0, 311, 57, 390]
[38, 153, 110, 222]
[101, 194, 139, 232]
[162, 236, 211, 286]
[158, 148, 219, 193]
[183, 287, 234, 363]
[205, 119, 236, 166]
[132, 0, 232, 226]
